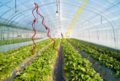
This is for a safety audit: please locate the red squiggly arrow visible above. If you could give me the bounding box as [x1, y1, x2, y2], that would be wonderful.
[33, 3, 63, 63]
[31, 4, 37, 55]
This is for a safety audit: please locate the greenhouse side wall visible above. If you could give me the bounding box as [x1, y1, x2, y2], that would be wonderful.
[70, 29, 120, 53]
[0, 26, 48, 53]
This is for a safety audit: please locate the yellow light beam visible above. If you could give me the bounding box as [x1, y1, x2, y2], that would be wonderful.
[63, 0, 88, 41]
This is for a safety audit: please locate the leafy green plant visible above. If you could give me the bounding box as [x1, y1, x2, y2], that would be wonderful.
[12, 38, 60, 81]
[69, 38, 120, 59]
[0, 38, 56, 80]
[0, 38, 41, 46]
[68, 38, 120, 78]
[63, 40, 103, 81]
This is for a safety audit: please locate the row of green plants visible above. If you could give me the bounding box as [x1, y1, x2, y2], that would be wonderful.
[12, 38, 60, 81]
[62, 40, 103, 81]
[75, 39, 120, 59]
[0, 38, 41, 46]
[67, 38, 120, 78]
[0, 38, 52, 57]
[0, 38, 55, 80]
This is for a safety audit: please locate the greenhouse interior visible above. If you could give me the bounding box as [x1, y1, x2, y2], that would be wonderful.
[0, 0, 120, 81]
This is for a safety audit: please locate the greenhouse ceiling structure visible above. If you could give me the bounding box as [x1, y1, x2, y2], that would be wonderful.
[0, 0, 120, 49]
[0, 0, 120, 81]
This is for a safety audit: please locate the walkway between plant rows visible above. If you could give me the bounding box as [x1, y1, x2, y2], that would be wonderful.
[53, 42, 64, 81]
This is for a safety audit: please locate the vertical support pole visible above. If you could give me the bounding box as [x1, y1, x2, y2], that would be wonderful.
[27, 31, 30, 41]
[12, 28, 13, 44]
[7, 27, 9, 44]
[82, 25, 84, 38]
[20, 29, 21, 42]
[9, 27, 11, 44]
[23, 30, 24, 42]
[31, 31, 32, 41]
[59, 0, 61, 32]
[13, 28, 14, 43]
[26, 30, 28, 41]
[25, 30, 27, 42]
[0, 26, 2, 46]
[16, 29, 19, 42]
[97, 34, 99, 40]
[4, 27, 6, 45]
[39, 33, 41, 38]
[24, 30, 25, 40]
[87, 24, 90, 40]
[28, 31, 30, 40]
[3, 26, 5, 45]
[41, 31, 42, 38]
[23, 30, 25, 45]
[2, 26, 3, 45]
[29, 31, 32, 40]
[18, 29, 19, 41]
[83, 31, 84, 38]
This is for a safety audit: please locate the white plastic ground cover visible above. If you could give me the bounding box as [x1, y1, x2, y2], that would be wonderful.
[69, 41, 120, 81]
[0, 37, 49, 53]
[3, 40, 53, 81]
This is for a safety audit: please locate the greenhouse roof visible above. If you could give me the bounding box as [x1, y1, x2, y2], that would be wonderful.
[0, 0, 120, 34]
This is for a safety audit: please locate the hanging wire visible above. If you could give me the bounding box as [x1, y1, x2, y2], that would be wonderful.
[56, 0, 58, 14]
[15, 0, 18, 13]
